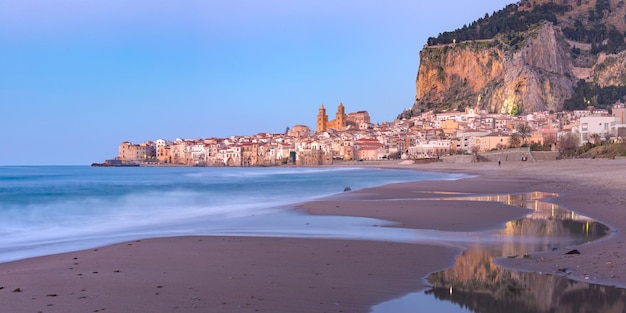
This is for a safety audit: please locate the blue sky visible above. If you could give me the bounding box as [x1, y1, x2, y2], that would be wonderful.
[0, 0, 514, 165]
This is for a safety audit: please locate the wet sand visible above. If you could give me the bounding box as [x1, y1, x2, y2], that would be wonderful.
[401, 158, 626, 289]
[1, 158, 626, 312]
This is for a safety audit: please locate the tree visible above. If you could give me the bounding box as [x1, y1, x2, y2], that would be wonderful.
[543, 134, 557, 151]
[516, 123, 532, 146]
[510, 104, 520, 116]
[509, 133, 522, 148]
[471, 146, 480, 162]
[590, 133, 602, 145]
[558, 133, 579, 157]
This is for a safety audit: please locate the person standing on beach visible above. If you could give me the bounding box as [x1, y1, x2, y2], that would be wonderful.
[498, 161, 501, 167]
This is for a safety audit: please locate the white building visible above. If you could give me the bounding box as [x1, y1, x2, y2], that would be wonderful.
[575, 116, 618, 144]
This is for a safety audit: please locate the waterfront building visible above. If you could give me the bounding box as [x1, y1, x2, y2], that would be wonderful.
[118, 141, 156, 163]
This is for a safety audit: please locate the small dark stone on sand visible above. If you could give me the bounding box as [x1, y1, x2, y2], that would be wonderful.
[343, 187, 351, 192]
[12, 288, 21, 293]
[46, 293, 58, 297]
[566, 249, 581, 255]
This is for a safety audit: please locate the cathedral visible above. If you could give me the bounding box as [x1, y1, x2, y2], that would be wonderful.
[316, 102, 371, 133]
[316, 103, 346, 133]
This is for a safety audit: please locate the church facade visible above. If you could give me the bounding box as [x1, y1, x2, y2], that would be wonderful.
[316, 103, 346, 133]
[316, 103, 371, 133]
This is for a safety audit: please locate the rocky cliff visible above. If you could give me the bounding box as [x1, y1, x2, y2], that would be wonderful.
[402, 0, 626, 117]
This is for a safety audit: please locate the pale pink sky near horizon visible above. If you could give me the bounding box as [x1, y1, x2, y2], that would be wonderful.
[0, 0, 515, 165]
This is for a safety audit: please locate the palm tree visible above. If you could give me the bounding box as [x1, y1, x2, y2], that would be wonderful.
[590, 133, 601, 146]
[516, 123, 532, 146]
[509, 133, 521, 148]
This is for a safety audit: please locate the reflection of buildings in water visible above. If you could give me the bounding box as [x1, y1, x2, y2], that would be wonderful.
[495, 194, 607, 257]
[434, 191, 605, 240]
[425, 191, 617, 313]
[523, 199, 595, 222]
[500, 216, 604, 241]
[436, 192, 588, 219]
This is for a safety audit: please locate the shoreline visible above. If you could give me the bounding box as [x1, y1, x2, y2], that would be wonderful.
[1, 158, 625, 312]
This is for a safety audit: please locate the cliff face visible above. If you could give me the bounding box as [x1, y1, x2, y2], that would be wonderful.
[404, 0, 626, 116]
[413, 23, 574, 115]
[593, 53, 626, 87]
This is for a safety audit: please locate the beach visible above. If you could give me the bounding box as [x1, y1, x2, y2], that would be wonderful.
[1, 158, 626, 312]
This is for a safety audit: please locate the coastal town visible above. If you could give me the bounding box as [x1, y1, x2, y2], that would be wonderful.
[104, 102, 626, 167]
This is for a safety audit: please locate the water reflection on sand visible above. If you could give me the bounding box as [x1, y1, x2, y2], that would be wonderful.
[374, 192, 626, 313]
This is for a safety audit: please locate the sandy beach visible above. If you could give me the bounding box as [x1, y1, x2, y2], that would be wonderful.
[1, 158, 626, 312]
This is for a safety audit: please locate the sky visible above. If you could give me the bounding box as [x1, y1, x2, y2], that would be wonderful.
[0, 0, 514, 165]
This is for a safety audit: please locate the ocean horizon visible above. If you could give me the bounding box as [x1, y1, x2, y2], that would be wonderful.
[0, 165, 468, 263]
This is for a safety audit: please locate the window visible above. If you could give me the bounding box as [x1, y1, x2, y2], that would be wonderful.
[582, 123, 588, 132]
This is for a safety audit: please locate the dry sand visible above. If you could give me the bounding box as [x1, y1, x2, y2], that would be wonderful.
[1, 158, 626, 312]
[0, 237, 459, 313]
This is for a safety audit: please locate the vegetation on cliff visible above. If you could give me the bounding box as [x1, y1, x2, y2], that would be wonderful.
[564, 79, 626, 111]
[427, 2, 570, 47]
[429, 0, 624, 55]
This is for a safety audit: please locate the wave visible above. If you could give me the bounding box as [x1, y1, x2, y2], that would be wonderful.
[0, 166, 468, 262]
[182, 166, 364, 179]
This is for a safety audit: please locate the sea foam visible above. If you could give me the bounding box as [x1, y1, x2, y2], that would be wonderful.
[0, 166, 463, 262]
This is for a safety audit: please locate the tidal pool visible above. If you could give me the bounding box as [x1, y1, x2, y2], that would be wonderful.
[373, 192, 626, 313]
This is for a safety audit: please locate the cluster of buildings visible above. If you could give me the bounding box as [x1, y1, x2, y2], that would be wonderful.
[108, 102, 626, 167]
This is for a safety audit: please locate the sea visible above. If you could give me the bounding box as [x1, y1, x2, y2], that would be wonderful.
[0, 165, 466, 263]
[4, 166, 622, 312]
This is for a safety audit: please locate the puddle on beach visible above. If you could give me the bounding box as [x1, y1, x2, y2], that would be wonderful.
[373, 192, 626, 313]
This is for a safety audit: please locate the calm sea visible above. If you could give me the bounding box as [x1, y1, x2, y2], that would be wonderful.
[0, 166, 465, 262]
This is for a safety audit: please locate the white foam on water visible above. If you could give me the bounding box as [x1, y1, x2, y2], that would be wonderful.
[0, 166, 469, 262]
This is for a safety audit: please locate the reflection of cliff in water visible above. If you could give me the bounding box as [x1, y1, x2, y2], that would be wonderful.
[427, 275, 626, 313]
[427, 248, 626, 313]
[425, 192, 619, 313]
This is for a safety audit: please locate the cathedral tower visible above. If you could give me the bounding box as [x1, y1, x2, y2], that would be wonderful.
[317, 104, 328, 133]
[335, 102, 346, 131]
